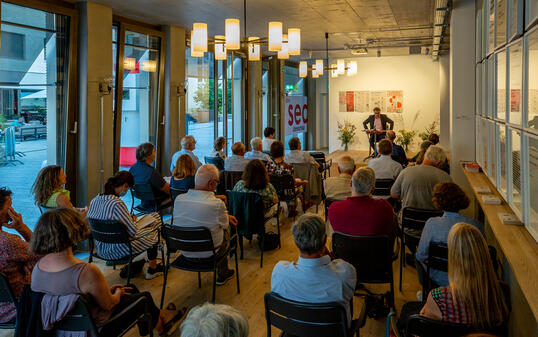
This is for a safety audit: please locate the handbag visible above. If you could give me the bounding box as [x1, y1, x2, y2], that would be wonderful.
[258, 231, 280, 251]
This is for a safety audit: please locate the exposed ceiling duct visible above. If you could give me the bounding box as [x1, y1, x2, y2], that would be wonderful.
[432, 0, 452, 60]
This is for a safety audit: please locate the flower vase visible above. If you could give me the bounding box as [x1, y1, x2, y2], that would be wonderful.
[344, 143, 348, 151]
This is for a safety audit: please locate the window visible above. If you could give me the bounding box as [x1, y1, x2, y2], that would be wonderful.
[0, 31, 24, 59]
[489, 0, 496, 53]
[526, 132, 538, 240]
[498, 124, 508, 197]
[496, 0, 507, 47]
[526, 0, 538, 27]
[509, 0, 523, 39]
[284, 64, 306, 150]
[509, 128, 523, 217]
[508, 41, 523, 125]
[496, 50, 507, 120]
[228, 54, 244, 154]
[526, 26, 538, 130]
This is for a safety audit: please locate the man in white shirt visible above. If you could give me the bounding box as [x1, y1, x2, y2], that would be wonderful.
[283, 137, 319, 168]
[173, 165, 238, 285]
[170, 135, 202, 172]
[324, 156, 355, 200]
[262, 127, 277, 152]
[244, 137, 272, 162]
[224, 142, 250, 172]
[368, 139, 403, 180]
[271, 214, 356, 324]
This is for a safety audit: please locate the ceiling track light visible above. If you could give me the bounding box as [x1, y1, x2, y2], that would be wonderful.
[299, 60, 358, 79]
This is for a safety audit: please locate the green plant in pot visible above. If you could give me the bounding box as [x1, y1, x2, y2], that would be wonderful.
[418, 120, 439, 141]
[337, 120, 357, 151]
[396, 129, 417, 151]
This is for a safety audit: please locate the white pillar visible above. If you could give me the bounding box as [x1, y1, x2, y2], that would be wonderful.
[439, 54, 450, 148]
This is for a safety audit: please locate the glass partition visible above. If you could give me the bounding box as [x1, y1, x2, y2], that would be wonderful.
[496, 0, 507, 47]
[498, 124, 508, 197]
[508, 41, 522, 125]
[284, 64, 306, 150]
[526, 0, 538, 27]
[527, 27, 538, 130]
[527, 132, 538, 240]
[510, 128, 523, 217]
[496, 51, 507, 120]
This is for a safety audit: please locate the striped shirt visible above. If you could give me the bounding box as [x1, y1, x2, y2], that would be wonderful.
[87, 194, 160, 260]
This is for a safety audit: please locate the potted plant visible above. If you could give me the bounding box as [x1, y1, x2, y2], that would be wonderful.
[396, 129, 417, 151]
[337, 120, 357, 151]
[418, 120, 439, 141]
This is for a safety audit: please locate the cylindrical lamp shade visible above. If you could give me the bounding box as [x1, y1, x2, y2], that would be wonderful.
[299, 61, 307, 77]
[312, 67, 319, 78]
[124, 57, 136, 70]
[191, 23, 208, 53]
[315, 59, 324, 76]
[248, 37, 260, 61]
[277, 34, 289, 59]
[331, 64, 338, 78]
[347, 61, 357, 76]
[141, 60, 157, 72]
[190, 46, 204, 57]
[337, 59, 345, 75]
[214, 35, 227, 60]
[268, 21, 283, 51]
[225, 19, 240, 50]
[288, 28, 301, 55]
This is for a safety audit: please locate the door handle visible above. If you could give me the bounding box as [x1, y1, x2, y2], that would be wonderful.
[69, 121, 78, 134]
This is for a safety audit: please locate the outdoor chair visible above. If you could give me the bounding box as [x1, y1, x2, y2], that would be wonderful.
[204, 156, 224, 170]
[131, 183, 171, 216]
[0, 272, 16, 329]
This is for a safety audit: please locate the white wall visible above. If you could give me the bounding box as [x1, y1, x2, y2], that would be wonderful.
[326, 55, 440, 153]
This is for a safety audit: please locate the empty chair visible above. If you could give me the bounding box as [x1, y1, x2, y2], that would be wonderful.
[372, 179, 394, 197]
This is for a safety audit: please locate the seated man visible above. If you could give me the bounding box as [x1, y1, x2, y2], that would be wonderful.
[170, 135, 202, 172]
[224, 142, 250, 172]
[386, 130, 408, 167]
[271, 214, 356, 324]
[284, 137, 319, 168]
[129, 142, 171, 210]
[262, 127, 277, 152]
[244, 137, 272, 162]
[391, 145, 452, 210]
[323, 156, 355, 200]
[180, 303, 249, 337]
[368, 139, 403, 180]
[173, 165, 237, 285]
[328, 167, 397, 242]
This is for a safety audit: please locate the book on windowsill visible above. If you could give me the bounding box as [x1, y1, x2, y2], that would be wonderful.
[473, 186, 491, 194]
[464, 162, 481, 172]
[482, 195, 502, 205]
[498, 213, 523, 225]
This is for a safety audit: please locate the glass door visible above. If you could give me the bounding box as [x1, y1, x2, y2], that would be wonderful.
[226, 53, 244, 155]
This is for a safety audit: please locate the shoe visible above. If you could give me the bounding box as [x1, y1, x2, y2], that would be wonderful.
[119, 260, 145, 278]
[416, 290, 423, 302]
[145, 264, 164, 280]
[216, 269, 235, 285]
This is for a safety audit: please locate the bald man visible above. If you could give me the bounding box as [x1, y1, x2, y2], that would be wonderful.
[172, 165, 238, 285]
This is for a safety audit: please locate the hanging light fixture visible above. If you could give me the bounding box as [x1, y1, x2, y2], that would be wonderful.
[191, 23, 208, 53]
[299, 61, 307, 78]
[288, 28, 301, 56]
[141, 60, 157, 72]
[124, 57, 136, 70]
[225, 19, 240, 50]
[190, 46, 204, 57]
[312, 67, 319, 78]
[337, 59, 345, 75]
[277, 34, 289, 59]
[268, 21, 283, 51]
[248, 37, 261, 61]
[214, 35, 227, 60]
[347, 61, 357, 76]
[331, 64, 338, 78]
[315, 59, 324, 76]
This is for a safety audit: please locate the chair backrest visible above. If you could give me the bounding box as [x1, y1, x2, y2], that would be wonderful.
[332, 232, 392, 284]
[0, 272, 15, 305]
[269, 174, 295, 196]
[204, 156, 225, 170]
[324, 198, 338, 221]
[372, 179, 394, 196]
[427, 242, 449, 273]
[163, 225, 216, 254]
[221, 171, 243, 192]
[54, 297, 98, 334]
[401, 207, 443, 231]
[132, 183, 156, 202]
[406, 314, 473, 337]
[88, 218, 131, 245]
[170, 187, 187, 204]
[264, 292, 350, 337]
[227, 190, 265, 237]
[309, 151, 327, 164]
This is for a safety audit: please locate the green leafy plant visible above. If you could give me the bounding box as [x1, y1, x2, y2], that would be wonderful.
[396, 129, 417, 151]
[337, 120, 357, 151]
[418, 120, 439, 141]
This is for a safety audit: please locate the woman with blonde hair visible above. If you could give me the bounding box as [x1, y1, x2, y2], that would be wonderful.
[210, 137, 227, 158]
[171, 154, 196, 190]
[420, 222, 510, 331]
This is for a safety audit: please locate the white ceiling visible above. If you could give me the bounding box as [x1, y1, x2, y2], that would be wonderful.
[78, 0, 441, 58]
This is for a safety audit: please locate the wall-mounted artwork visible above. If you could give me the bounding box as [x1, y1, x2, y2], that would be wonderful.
[338, 90, 403, 113]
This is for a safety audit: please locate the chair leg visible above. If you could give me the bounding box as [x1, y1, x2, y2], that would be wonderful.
[126, 258, 132, 285]
[239, 236, 244, 260]
[160, 268, 168, 309]
[212, 269, 217, 303]
[234, 239, 240, 294]
[198, 272, 202, 288]
[260, 233, 264, 268]
[399, 244, 404, 292]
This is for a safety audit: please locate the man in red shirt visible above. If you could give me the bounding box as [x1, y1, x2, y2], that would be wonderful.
[328, 167, 397, 242]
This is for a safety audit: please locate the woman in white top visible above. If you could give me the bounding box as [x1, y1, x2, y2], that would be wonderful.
[210, 137, 227, 158]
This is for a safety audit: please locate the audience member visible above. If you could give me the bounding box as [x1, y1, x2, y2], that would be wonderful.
[244, 137, 272, 162]
[210, 137, 227, 158]
[323, 156, 355, 200]
[171, 136, 202, 172]
[32, 165, 88, 215]
[266, 140, 294, 176]
[129, 142, 171, 211]
[171, 154, 196, 191]
[225, 142, 250, 172]
[87, 171, 163, 280]
[386, 130, 408, 166]
[428, 133, 440, 145]
[271, 214, 356, 324]
[0, 187, 38, 324]
[368, 139, 403, 180]
[411, 140, 433, 164]
[173, 165, 237, 285]
[391, 145, 452, 210]
[262, 127, 277, 153]
[329, 167, 397, 242]
[284, 137, 319, 168]
[420, 223, 509, 330]
[30, 208, 184, 335]
[233, 160, 278, 216]
[180, 302, 249, 337]
[416, 182, 483, 287]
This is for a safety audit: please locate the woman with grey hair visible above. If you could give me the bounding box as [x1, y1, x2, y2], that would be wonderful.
[180, 303, 249, 337]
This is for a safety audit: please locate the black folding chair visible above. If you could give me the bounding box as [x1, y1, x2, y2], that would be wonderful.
[170, 187, 187, 209]
[399, 207, 443, 291]
[372, 179, 394, 197]
[324, 197, 338, 222]
[88, 218, 163, 285]
[332, 233, 397, 310]
[160, 225, 239, 307]
[219, 171, 243, 194]
[309, 151, 333, 179]
[269, 173, 301, 218]
[131, 183, 171, 215]
[406, 314, 474, 337]
[0, 272, 16, 329]
[204, 156, 225, 170]
[264, 292, 366, 337]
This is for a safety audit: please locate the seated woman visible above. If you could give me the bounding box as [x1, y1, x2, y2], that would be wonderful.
[233, 159, 278, 217]
[88, 171, 163, 280]
[266, 141, 294, 176]
[410, 140, 433, 164]
[170, 154, 196, 191]
[0, 187, 38, 324]
[30, 208, 185, 336]
[210, 137, 227, 158]
[32, 165, 88, 216]
[420, 222, 509, 331]
[416, 182, 483, 288]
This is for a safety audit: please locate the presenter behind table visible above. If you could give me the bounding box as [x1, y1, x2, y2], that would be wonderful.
[362, 107, 394, 158]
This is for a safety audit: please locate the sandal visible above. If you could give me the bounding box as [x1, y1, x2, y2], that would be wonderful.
[161, 307, 189, 336]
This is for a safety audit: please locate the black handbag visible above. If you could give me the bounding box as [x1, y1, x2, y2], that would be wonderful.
[258, 231, 280, 251]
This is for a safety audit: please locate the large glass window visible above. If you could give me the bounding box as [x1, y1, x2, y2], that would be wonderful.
[526, 0, 538, 27]
[509, 128, 523, 217]
[527, 132, 538, 240]
[498, 124, 508, 197]
[0, 2, 71, 227]
[527, 27, 538, 130]
[496, 0, 507, 47]
[228, 54, 243, 154]
[489, 0, 496, 53]
[496, 50, 507, 120]
[508, 41, 522, 125]
[284, 64, 306, 150]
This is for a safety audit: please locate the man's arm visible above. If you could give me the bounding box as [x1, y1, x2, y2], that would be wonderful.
[385, 115, 394, 130]
[362, 116, 371, 129]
